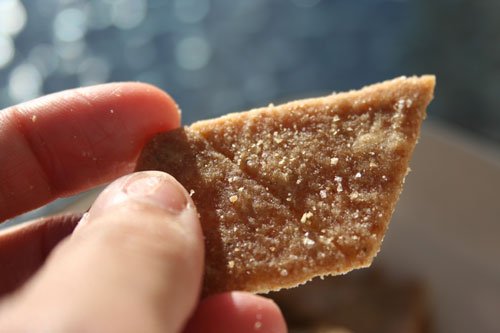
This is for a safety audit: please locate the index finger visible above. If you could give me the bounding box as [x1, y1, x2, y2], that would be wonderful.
[0, 82, 180, 222]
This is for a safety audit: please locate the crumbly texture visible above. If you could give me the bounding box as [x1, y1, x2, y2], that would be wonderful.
[136, 76, 435, 295]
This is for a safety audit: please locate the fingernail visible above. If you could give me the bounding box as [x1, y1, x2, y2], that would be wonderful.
[88, 172, 188, 219]
[122, 172, 187, 214]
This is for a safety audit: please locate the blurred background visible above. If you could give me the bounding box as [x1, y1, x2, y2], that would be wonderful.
[1, 0, 500, 137]
[1, 0, 499, 332]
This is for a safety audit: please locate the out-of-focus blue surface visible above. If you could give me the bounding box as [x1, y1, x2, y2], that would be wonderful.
[2, 0, 500, 136]
[1, 0, 499, 224]
[1, 0, 414, 120]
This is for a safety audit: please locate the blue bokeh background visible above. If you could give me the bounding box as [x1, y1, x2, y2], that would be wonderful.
[2, 0, 499, 139]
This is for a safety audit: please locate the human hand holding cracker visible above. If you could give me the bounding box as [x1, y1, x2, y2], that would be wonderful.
[0, 76, 434, 332]
[0, 83, 286, 333]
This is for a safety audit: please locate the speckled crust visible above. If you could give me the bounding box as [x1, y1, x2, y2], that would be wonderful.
[136, 76, 435, 295]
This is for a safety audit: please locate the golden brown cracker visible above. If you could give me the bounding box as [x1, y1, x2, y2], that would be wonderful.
[136, 76, 435, 295]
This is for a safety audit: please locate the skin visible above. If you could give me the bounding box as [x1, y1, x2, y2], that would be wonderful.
[0, 83, 287, 333]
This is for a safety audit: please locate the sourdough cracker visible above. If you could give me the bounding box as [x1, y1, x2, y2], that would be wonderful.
[136, 76, 435, 295]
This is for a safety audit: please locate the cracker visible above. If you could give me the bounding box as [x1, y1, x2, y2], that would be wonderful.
[136, 76, 435, 295]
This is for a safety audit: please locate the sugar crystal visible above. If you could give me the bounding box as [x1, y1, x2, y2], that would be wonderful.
[303, 236, 315, 248]
[300, 211, 313, 223]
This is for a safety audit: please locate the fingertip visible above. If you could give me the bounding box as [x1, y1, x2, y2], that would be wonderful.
[6, 82, 182, 201]
[184, 292, 287, 333]
[114, 82, 180, 121]
[78, 171, 194, 232]
[77, 81, 181, 131]
[129, 81, 178, 112]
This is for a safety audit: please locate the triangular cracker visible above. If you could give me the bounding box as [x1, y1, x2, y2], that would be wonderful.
[136, 76, 435, 295]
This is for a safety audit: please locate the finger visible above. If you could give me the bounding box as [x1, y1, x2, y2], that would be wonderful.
[0, 171, 203, 332]
[184, 292, 287, 333]
[0, 213, 82, 296]
[0, 82, 180, 221]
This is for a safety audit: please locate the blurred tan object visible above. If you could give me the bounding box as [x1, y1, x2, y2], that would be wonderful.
[270, 267, 430, 333]
[313, 328, 352, 333]
[291, 326, 353, 333]
[379, 122, 500, 333]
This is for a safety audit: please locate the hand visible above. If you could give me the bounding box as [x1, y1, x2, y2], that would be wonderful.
[0, 83, 287, 333]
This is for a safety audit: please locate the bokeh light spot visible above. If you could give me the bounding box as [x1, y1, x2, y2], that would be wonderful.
[174, 0, 210, 24]
[175, 36, 212, 71]
[0, 35, 15, 69]
[0, 0, 27, 36]
[8, 63, 43, 103]
[53, 8, 88, 42]
[111, 0, 147, 30]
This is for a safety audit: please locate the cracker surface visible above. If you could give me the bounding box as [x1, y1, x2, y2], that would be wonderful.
[136, 76, 435, 295]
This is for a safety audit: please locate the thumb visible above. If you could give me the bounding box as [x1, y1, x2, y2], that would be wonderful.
[0, 171, 204, 333]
